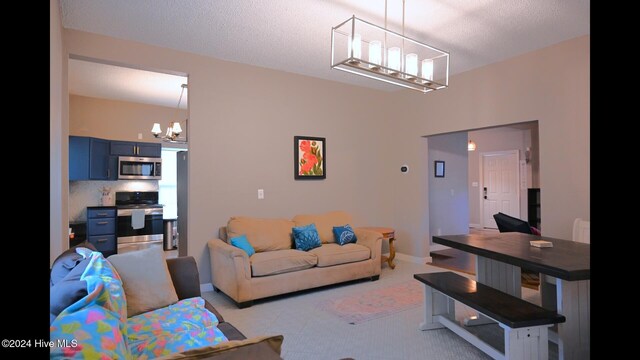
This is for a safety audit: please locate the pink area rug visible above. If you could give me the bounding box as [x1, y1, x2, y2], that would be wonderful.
[319, 281, 423, 325]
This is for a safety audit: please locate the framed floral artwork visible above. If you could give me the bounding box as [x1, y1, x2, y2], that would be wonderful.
[294, 136, 325, 180]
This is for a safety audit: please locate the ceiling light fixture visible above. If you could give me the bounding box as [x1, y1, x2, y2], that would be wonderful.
[331, 0, 449, 93]
[151, 83, 188, 144]
[468, 140, 476, 151]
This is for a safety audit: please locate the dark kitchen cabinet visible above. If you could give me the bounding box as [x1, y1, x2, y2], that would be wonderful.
[87, 207, 117, 257]
[69, 136, 117, 180]
[110, 141, 161, 157]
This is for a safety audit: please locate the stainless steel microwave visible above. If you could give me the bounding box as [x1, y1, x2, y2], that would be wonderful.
[118, 156, 162, 180]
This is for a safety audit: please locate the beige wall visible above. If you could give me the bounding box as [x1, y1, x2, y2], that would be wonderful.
[389, 36, 590, 258]
[50, 0, 69, 265]
[58, 28, 589, 280]
[69, 95, 188, 144]
[65, 29, 395, 283]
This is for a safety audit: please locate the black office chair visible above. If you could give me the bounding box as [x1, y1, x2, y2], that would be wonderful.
[492, 212, 539, 288]
[493, 212, 533, 234]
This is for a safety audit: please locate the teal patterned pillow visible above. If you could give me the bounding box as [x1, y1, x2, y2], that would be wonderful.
[230, 234, 255, 256]
[333, 224, 358, 245]
[292, 223, 322, 251]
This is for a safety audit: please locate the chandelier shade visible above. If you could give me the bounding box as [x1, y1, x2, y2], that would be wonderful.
[331, 15, 449, 93]
[151, 83, 187, 144]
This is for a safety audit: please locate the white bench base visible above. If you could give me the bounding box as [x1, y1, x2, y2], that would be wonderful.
[419, 284, 552, 360]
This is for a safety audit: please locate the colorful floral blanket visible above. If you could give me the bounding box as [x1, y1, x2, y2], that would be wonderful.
[50, 251, 227, 359]
[127, 297, 228, 359]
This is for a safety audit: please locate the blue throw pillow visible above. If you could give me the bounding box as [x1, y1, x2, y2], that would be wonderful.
[333, 224, 358, 245]
[230, 234, 255, 256]
[292, 223, 322, 251]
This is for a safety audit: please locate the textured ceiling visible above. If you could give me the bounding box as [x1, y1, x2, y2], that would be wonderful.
[68, 59, 188, 108]
[61, 0, 590, 93]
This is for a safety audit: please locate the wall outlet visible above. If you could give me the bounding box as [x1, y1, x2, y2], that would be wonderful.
[138, 133, 143, 139]
[258, 189, 264, 199]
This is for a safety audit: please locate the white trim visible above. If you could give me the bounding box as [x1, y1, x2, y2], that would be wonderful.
[469, 223, 482, 229]
[479, 150, 520, 229]
[394, 252, 432, 264]
[200, 283, 213, 293]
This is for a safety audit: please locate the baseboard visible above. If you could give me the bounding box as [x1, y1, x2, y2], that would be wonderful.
[200, 283, 213, 293]
[394, 252, 432, 264]
[469, 223, 482, 229]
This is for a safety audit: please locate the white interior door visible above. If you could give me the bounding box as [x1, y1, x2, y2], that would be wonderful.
[482, 151, 520, 229]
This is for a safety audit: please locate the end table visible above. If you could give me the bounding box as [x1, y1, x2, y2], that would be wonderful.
[360, 227, 396, 269]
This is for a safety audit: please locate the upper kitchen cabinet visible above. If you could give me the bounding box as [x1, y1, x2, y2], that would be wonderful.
[69, 136, 116, 180]
[110, 141, 161, 157]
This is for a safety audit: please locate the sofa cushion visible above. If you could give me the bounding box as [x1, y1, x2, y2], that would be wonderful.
[292, 211, 353, 244]
[292, 223, 322, 251]
[108, 246, 179, 317]
[250, 250, 318, 277]
[127, 297, 228, 359]
[227, 216, 295, 252]
[309, 243, 370, 267]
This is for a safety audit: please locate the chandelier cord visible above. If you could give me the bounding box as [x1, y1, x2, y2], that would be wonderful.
[384, 0, 406, 53]
[175, 84, 186, 117]
[402, 0, 405, 36]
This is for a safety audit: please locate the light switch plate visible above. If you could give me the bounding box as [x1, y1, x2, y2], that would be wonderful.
[258, 189, 264, 199]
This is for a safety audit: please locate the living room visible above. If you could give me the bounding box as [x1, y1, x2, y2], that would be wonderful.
[50, 1, 589, 359]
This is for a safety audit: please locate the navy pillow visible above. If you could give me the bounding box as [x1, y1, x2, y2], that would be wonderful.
[292, 223, 322, 251]
[50, 241, 96, 286]
[230, 234, 255, 256]
[50, 257, 90, 323]
[333, 224, 358, 245]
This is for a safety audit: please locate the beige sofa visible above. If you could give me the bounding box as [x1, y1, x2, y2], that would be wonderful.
[208, 211, 382, 307]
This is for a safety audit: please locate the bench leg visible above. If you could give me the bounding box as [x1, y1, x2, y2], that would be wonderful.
[502, 324, 551, 360]
[419, 284, 453, 331]
[466, 256, 522, 327]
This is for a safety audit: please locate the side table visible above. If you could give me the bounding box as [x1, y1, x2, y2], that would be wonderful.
[360, 227, 396, 269]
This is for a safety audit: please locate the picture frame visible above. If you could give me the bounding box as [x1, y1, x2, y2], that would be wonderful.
[294, 136, 326, 180]
[434, 160, 445, 178]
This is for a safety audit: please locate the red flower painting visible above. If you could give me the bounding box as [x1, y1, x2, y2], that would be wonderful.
[295, 137, 325, 179]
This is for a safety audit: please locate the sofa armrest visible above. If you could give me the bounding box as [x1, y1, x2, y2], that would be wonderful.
[167, 256, 202, 300]
[208, 239, 252, 303]
[354, 228, 382, 273]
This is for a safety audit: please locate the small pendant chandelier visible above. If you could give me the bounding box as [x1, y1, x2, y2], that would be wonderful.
[331, 0, 449, 93]
[151, 83, 188, 144]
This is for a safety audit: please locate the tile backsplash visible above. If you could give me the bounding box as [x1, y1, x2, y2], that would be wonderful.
[69, 180, 159, 222]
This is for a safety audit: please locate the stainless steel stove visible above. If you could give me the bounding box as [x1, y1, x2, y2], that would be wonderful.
[115, 191, 164, 253]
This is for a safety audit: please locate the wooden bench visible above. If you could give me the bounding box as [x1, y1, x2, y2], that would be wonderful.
[414, 272, 565, 360]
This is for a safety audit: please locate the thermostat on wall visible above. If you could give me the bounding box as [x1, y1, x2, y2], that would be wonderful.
[400, 165, 409, 173]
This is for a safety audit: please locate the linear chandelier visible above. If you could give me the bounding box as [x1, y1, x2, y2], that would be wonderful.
[331, 0, 449, 93]
[151, 83, 188, 144]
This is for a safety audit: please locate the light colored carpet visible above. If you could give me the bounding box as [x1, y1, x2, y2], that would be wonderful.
[203, 260, 510, 360]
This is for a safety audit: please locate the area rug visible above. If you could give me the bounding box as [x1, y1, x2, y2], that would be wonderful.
[318, 281, 423, 325]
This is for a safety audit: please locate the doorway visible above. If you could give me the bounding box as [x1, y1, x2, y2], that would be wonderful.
[67, 56, 189, 256]
[480, 150, 520, 229]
